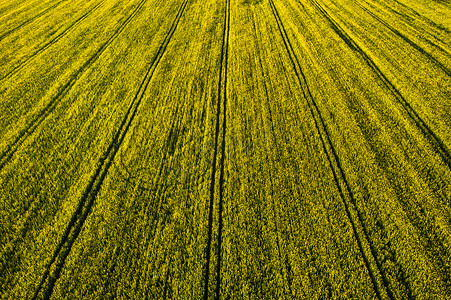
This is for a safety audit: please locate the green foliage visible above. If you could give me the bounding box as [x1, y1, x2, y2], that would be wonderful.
[0, 0, 450, 298]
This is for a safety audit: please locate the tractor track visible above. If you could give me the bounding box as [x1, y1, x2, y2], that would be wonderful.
[0, 0, 105, 82]
[253, 12, 294, 296]
[0, 0, 42, 20]
[129, 108, 186, 295]
[0, 0, 149, 172]
[268, 0, 395, 299]
[202, 0, 230, 298]
[360, 0, 450, 56]
[0, 0, 66, 42]
[385, 0, 450, 35]
[30, 0, 189, 298]
[304, 0, 451, 293]
[309, 0, 451, 171]
[354, 1, 450, 77]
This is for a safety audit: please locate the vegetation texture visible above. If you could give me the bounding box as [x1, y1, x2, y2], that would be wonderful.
[0, 0, 450, 298]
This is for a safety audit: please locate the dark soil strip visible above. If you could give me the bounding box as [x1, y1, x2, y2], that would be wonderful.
[202, 0, 230, 298]
[214, 0, 230, 298]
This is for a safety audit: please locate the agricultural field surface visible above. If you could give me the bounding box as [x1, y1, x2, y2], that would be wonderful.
[0, 0, 450, 298]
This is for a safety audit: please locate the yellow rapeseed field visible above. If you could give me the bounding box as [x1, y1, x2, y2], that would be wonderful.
[0, 0, 450, 298]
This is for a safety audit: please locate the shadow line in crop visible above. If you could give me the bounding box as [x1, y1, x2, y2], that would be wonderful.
[30, 0, 190, 298]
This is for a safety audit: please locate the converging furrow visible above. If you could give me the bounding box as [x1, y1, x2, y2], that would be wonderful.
[309, 0, 451, 291]
[310, 0, 451, 172]
[388, 0, 450, 35]
[267, 1, 394, 299]
[30, 1, 189, 299]
[0, 0, 106, 82]
[0, 0, 148, 172]
[355, 1, 450, 77]
[202, 0, 230, 299]
[0, 0, 66, 42]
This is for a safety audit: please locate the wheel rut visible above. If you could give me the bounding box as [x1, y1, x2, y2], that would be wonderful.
[0, 0, 148, 172]
[268, 0, 396, 298]
[202, 0, 230, 298]
[0, 0, 106, 82]
[29, 1, 189, 298]
[355, 1, 450, 77]
[0, 0, 66, 42]
[309, 0, 451, 172]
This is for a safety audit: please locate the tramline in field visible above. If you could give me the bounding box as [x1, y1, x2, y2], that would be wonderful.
[0, 0, 450, 298]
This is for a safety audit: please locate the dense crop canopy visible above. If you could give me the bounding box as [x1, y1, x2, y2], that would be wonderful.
[0, 0, 450, 298]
